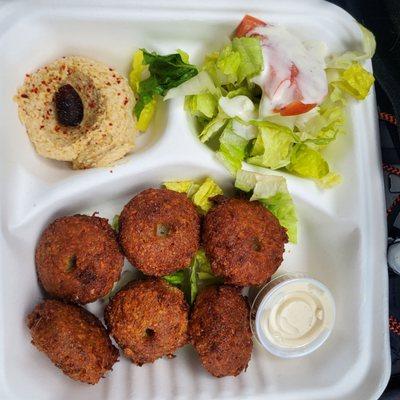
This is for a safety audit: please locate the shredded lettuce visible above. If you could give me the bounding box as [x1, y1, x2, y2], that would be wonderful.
[164, 71, 217, 100]
[326, 25, 375, 102]
[231, 119, 258, 140]
[166, 22, 375, 189]
[231, 37, 264, 82]
[185, 93, 218, 119]
[199, 112, 228, 143]
[216, 45, 242, 81]
[248, 124, 295, 169]
[188, 250, 220, 304]
[163, 250, 221, 304]
[191, 177, 224, 212]
[203, 38, 264, 89]
[216, 121, 249, 174]
[164, 180, 197, 194]
[111, 214, 120, 232]
[164, 176, 223, 213]
[163, 270, 185, 286]
[326, 24, 376, 69]
[335, 63, 374, 100]
[298, 102, 345, 146]
[259, 192, 298, 244]
[235, 169, 297, 242]
[287, 144, 329, 179]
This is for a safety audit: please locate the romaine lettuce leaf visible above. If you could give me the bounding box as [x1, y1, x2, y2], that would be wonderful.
[295, 94, 346, 147]
[235, 169, 297, 242]
[191, 177, 223, 212]
[325, 24, 375, 102]
[189, 250, 221, 304]
[133, 49, 198, 118]
[217, 121, 249, 174]
[201, 37, 263, 86]
[335, 62, 374, 100]
[217, 45, 241, 80]
[163, 270, 185, 286]
[199, 112, 228, 143]
[287, 144, 329, 179]
[326, 24, 376, 69]
[247, 125, 295, 169]
[258, 192, 297, 244]
[111, 214, 120, 232]
[164, 176, 223, 213]
[185, 93, 218, 119]
[203, 51, 230, 86]
[163, 250, 220, 304]
[231, 37, 264, 83]
[164, 71, 217, 100]
[231, 119, 258, 140]
[164, 180, 198, 195]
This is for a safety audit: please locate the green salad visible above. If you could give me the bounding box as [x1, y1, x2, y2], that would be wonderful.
[129, 16, 376, 189]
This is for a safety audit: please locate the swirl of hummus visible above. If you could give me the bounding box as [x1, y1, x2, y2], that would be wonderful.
[15, 56, 137, 169]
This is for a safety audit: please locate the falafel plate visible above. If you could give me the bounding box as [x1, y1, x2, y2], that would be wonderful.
[1, 2, 389, 400]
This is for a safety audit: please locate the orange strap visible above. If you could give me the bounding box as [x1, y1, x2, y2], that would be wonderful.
[380, 111, 398, 126]
[390, 315, 400, 336]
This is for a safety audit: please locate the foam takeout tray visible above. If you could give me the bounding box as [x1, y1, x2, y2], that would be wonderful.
[0, 0, 390, 399]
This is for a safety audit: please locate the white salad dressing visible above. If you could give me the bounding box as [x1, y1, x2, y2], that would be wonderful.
[260, 280, 335, 349]
[249, 24, 328, 116]
[218, 95, 256, 121]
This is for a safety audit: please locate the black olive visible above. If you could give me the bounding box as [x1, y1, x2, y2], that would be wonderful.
[54, 84, 84, 127]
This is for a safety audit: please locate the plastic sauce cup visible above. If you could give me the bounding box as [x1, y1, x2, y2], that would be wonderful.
[250, 273, 335, 358]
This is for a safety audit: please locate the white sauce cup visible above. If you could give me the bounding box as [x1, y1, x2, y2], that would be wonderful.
[250, 273, 335, 358]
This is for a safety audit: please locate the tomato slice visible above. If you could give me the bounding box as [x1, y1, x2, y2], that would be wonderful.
[276, 101, 316, 116]
[235, 15, 267, 37]
[290, 64, 299, 83]
[236, 18, 318, 116]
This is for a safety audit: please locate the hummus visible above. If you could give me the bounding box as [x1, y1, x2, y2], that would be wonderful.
[15, 56, 137, 169]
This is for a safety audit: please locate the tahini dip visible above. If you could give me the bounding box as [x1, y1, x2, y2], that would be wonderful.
[251, 274, 335, 358]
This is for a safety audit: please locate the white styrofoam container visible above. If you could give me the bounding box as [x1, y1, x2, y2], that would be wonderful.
[0, 0, 390, 399]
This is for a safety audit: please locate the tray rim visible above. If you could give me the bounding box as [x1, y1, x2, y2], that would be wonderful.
[0, 0, 391, 399]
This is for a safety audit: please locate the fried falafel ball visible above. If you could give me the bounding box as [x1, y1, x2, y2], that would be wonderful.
[104, 279, 189, 366]
[26, 299, 119, 384]
[203, 197, 288, 286]
[118, 188, 200, 276]
[189, 285, 252, 378]
[36, 214, 124, 304]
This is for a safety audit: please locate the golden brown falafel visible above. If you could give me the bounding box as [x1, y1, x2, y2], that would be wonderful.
[118, 188, 200, 276]
[26, 299, 118, 384]
[203, 198, 288, 286]
[104, 279, 189, 366]
[189, 285, 253, 378]
[35, 214, 124, 304]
